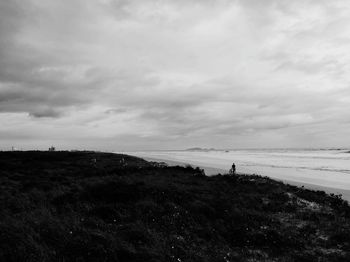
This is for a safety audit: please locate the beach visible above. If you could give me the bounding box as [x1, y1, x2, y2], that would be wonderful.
[123, 149, 350, 201]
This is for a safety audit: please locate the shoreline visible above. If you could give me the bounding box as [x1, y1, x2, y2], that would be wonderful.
[139, 156, 350, 202]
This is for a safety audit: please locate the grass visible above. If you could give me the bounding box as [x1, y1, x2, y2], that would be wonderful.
[0, 151, 349, 261]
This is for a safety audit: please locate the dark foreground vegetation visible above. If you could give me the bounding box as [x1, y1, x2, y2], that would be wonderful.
[0, 151, 349, 262]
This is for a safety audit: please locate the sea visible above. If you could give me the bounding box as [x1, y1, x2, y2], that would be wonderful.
[121, 149, 350, 192]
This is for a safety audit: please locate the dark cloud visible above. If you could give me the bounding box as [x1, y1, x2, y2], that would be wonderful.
[28, 108, 62, 118]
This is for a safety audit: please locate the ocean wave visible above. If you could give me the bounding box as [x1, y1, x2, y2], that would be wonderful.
[239, 162, 350, 174]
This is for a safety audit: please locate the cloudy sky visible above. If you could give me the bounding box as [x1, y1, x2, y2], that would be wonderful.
[1, 0, 350, 150]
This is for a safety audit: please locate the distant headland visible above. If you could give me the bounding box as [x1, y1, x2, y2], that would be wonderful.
[185, 147, 217, 151]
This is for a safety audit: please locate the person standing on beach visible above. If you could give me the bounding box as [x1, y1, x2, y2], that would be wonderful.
[229, 163, 236, 175]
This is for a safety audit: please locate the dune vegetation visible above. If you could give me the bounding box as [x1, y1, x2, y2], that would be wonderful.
[0, 151, 349, 262]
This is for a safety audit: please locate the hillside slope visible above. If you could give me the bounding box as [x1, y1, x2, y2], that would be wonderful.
[0, 151, 349, 261]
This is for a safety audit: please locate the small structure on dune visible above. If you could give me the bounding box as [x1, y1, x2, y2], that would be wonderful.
[48, 146, 56, 152]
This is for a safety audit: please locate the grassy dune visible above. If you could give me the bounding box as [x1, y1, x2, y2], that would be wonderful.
[0, 151, 349, 261]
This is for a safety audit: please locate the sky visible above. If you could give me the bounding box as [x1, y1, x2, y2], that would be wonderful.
[1, 0, 350, 151]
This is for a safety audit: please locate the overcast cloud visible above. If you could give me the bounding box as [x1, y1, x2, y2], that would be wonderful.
[1, 0, 350, 150]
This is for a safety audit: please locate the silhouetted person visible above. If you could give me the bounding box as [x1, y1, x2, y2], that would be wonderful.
[229, 163, 236, 175]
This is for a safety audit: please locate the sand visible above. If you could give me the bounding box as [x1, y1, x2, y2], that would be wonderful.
[138, 155, 350, 202]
